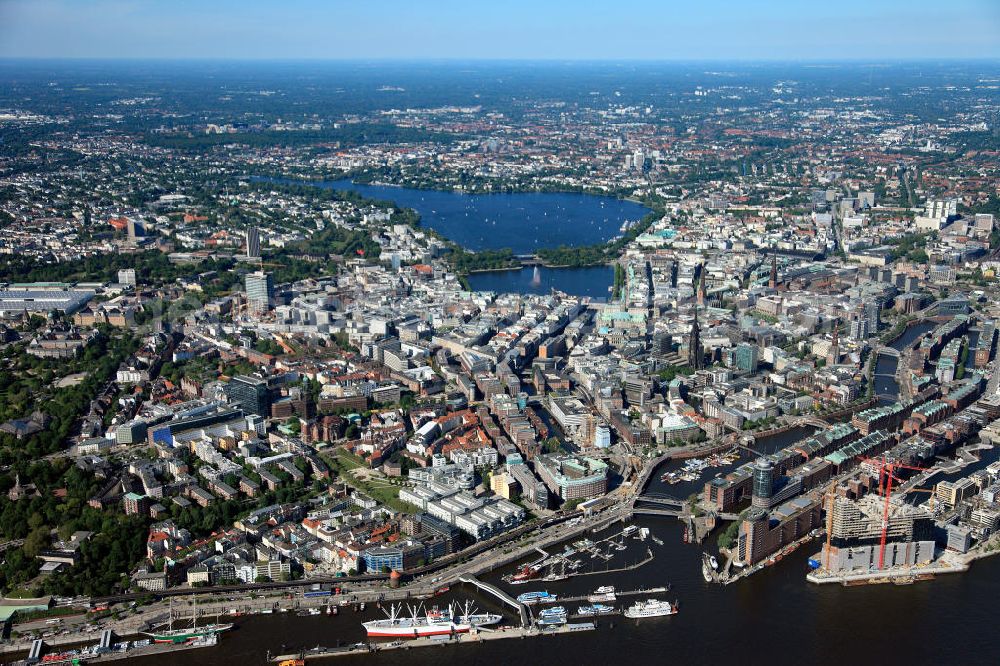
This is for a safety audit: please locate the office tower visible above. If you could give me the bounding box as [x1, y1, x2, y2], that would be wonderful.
[246, 226, 261, 259]
[127, 217, 145, 241]
[734, 343, 759, 374]
[245, 271, 274, 314]
[751, 458, 775, 509]
[864, 299, 881, 333]
[224, 375, 271, 416]
[849, 309, 870, 341]
[632, 149, 645, 171]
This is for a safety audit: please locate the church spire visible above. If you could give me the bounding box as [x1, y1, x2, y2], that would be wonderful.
[688, 305, 703, 370]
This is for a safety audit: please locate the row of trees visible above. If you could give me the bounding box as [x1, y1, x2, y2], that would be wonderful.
[447, 248, 519, 273]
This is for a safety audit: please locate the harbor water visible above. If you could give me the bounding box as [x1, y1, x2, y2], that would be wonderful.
[141, 514, 1000, 666]
[136, 323, 991, 666]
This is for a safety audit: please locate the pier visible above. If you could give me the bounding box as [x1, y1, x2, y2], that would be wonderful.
[457, 575, 529, 627]
[535, 585, 668, 606]
[7, 633, 220, 666]
[269, 622, 599, 663]
[566, 547, 656, 577]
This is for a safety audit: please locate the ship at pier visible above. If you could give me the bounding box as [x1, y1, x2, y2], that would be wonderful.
[144, 598, 233, 644]
[508, 563, 542, 583]
[623, 599, 677, 619]
[362, 602, 502, 638]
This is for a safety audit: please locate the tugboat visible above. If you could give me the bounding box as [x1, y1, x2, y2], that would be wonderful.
[509, 564, 541, 584]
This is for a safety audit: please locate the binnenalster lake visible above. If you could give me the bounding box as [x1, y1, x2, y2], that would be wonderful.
[465, 264, 613, 299]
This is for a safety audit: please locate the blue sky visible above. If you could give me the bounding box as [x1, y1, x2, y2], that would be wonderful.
[1, 0, 999, 60]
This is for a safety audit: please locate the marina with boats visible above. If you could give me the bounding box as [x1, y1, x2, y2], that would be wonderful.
[660, 450, 741, 485]
[261, 523, 683, 662]
[503, 524, 661, 585]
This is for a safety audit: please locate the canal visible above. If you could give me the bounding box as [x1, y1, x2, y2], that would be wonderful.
[874, 320, 938, 403]
[642, 425, 819, 500]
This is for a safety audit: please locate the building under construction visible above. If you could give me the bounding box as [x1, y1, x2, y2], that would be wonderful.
[818, 494, 935, 573]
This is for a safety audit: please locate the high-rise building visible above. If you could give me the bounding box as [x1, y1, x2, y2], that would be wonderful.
[245, 271, 274, 314]
[751, 458, 775, 509]
[734, 343, 759, 374]
[126, 217, 145, 242]
[849, 312, 871, 341]
[246, 226, 261, 259]
[632, 149, 645, 171]
[224, 375, 271, 416]
[864, 299, 881, 334]
[118, 268, 137, 287]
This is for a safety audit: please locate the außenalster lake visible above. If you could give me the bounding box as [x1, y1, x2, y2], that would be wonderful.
[305, 180, 649, 254]
[275, 178, 649, 297]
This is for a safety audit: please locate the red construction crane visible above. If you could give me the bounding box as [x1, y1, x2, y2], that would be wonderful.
[860, 454, 926, 570]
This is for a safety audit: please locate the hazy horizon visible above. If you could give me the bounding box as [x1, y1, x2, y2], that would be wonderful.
[1, 0, 998, 61]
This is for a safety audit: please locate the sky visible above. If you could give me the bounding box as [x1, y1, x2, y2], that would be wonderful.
[1, 0, 999, 61]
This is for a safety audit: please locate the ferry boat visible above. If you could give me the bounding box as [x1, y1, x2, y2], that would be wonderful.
[144, 598, 233, 644]
[537, 606, 568, 626]
[587, 586, 617, 603]
[516, 590, 557, 605]
[577, 603, 615, 616]
[623, 599, 677, 619]
[362, 602, 501, 639]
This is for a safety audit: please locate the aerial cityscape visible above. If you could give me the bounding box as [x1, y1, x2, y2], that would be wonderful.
[1, 2, 1000, 665]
